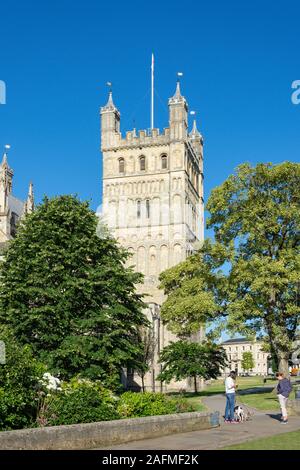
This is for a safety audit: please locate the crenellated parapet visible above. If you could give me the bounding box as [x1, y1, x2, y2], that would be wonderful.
[102, 127, 171, 151]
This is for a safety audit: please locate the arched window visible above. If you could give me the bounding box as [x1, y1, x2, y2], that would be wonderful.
[137, 200, 141, 218]
[10, 212, 19, 237]
[161, 154, 168, 169]
[146, 199, 150, 218]
[139, 156, 146, 171]
[119, 158, 125, 173]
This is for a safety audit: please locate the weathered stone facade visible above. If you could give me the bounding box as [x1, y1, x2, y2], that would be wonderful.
[0, 148, 34, 251]
[100, 82, 204, 391]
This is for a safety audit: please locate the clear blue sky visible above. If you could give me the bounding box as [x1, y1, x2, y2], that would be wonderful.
[1, 0, 300, 218]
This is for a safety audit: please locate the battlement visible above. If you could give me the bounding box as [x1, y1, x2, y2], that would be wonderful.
[103, 127, 171, 150]
[101, 85, 203, 155]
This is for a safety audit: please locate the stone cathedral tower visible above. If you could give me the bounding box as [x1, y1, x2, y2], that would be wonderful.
[100, 81, 204, 391]
[0, 148, 34, 249]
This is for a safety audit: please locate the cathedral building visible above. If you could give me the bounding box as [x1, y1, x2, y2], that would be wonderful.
[100, 81, 204, 391]
[0, 147, 34, 252]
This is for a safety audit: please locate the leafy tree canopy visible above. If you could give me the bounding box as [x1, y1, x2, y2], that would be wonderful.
[160, 162, 300, 376]
[157, 340, 227, 393]
[0, 195, 147, 387]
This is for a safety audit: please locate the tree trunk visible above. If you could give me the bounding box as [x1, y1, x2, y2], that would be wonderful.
[278, 354, 289, 377]
[194, 376, 198, 394]
[141, 375, 145, 393]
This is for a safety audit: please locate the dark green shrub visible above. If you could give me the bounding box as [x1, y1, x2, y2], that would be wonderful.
[0, 327, 46, 430]
[117, 391, 195, 418]
[39, 378, 120, 426]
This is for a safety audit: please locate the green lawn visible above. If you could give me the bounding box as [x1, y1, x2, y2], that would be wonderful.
[199, 376, 277, 396]
[169, 377, 274, 412]
[236, 391, 279, 411]
[182, 395, 206, 411]
[223, 430, 300, 450]
[169, 377, 296, 413]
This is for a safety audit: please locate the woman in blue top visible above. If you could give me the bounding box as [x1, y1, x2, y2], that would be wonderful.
[276, 372, 292, 424]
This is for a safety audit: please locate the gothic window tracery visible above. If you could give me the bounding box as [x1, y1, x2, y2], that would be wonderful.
[161, 154, 168, 169]
[119, 158, 125, 173]
[139, 155, 146, 171]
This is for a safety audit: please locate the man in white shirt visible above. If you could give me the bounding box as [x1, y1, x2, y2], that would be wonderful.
[224, 371, 239, 423]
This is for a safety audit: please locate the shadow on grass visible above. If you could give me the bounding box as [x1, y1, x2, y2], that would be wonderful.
[167, 391, 224, 398]
[237, 386, 276, 396]
[168, 386, 276, 399]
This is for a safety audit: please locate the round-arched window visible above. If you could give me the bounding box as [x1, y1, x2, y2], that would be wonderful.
[119, 158, 125, 173]
[139, 156, 146, 171]
[161, 154, 168, 169]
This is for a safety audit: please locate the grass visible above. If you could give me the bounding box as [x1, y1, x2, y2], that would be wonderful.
[169, 377, 274, 412]
[182, 395, 206, 411]
[169, 377, 297, 413]
[236, 390, 279, 411]
[223, 430, 300, 450]
[200, 376, 277, 396]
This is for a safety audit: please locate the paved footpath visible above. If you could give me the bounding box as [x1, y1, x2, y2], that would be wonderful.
[98, 394, 300, 450]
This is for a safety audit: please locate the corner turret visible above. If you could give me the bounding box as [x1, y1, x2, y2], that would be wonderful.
[100, 91, 121, 150]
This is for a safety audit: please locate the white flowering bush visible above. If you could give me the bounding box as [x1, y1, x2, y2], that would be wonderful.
[36, 372, 62, 426]
[39, 372, 62, 392]
[37, 376, 120, 426]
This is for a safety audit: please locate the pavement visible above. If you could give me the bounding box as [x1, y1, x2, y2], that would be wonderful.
[98, 393, 300, 450]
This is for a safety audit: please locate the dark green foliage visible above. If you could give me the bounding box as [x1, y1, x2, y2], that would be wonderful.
[0, 195, 146, 386]
[117, 391, 195, 418]
[157, 341, 227, 393]
[39, 380, 119, 426]
[0, 327, 45, 430]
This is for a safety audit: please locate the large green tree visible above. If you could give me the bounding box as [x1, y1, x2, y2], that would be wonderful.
[241, 351, 255, 373]
[0, 195, 146, 387]
[159, 241, 228, 338]
[157, 341, 227, 393]
[160, 162, 300, 376]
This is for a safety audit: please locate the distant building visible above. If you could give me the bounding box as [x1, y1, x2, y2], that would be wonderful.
[0, 147, 34, 254]
[221, 337, 270, 376]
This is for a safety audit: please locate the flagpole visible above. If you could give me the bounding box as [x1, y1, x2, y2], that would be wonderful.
[151, 53, 154, 130]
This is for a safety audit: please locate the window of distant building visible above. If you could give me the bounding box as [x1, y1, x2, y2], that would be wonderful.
[139, 156, 146, 171]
